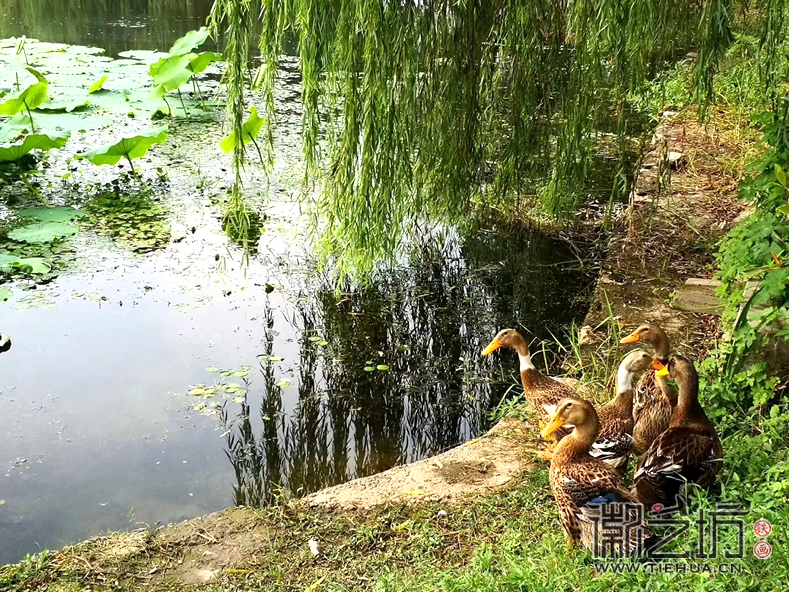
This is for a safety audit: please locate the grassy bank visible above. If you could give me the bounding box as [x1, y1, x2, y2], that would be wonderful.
[2, 464, 786, 592]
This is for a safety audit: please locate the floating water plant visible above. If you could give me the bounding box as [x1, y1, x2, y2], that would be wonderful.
[0, 253, 52, 274]
[17, 206, 83, 223]
[7, 221, 78, 243]
[0, 67, 47, 132]
[78, 128, 168, 173]
[149, 27, 222, 113]
[0, 130, 69, 163]
[220, 106, 264, 164]
[3, 207, 83, 245]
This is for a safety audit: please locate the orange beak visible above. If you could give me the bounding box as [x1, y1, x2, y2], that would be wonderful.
[652, 359, 666, 371]
[541, 415, 566, 440]
[620, 329, 640, 345]
[482, 338, 501, 356]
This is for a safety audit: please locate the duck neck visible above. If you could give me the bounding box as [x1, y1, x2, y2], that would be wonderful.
[555, 419, 598, 461]
[612, 366, 636, 416]
[672, 379, 707, 428]
[513, 337, 537, 385]
[513, 338, 535, 372]
[653, 333, 670, 364]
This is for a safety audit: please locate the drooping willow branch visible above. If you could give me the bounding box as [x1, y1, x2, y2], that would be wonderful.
[209, 0, 254, 253]
[209, 0, 786, 280]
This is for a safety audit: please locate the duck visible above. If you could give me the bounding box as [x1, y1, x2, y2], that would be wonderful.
[482, 329, 578, 446]
[589, 350, 653, 472]
[620, 324, 678, 455]
[542, 398, 653, 556]
[633, 355, 723, 509]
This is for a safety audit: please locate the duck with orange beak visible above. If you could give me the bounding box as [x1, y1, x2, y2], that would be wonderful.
[620, 324, 678, 454]
[633, 355, 723, 508]
[589, 350, 653, 473]
[482, 329, 579, 446]
[543, 397, 653, 555]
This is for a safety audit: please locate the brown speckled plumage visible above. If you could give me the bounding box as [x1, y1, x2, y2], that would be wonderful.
[634, 355, 723, 508]
[520, 368, 577, 440]
[483, 329, 578, 441]
[546, 398, 653, 556]
[590, 350, 652, 473]
[632, 369, 678, 454]
[621, 324, 678, 455]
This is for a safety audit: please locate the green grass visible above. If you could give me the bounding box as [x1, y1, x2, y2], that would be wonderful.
[6, 465, 783, 592]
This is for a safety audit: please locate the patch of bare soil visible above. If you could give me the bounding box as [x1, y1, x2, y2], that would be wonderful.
[34, 417, 536, 591]
[582, 110, 753, 357]
[306, 416, 535, 509]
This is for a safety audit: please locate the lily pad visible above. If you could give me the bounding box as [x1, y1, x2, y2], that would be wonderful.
[220, 107, 264, 153]
[118, 49, 169, 63]
[149, 53, 195, 97]
[89, 75, 108, 93]
[6, 111, 112, 133]
[0, 255, 52, 274]
[0, 131, 69, 162]
[36, 97, 90, 112]
[0, 288, 10, 302]
[79, 128, 168, 166]
[18, 206, 84, 223]
[170, 27, 210, 56]
[7, 221, 78, 243]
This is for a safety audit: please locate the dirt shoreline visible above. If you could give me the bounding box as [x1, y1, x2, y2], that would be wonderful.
[0, 111, 749, 590]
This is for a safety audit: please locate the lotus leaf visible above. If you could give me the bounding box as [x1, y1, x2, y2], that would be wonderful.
[7, 221, 78, 243]
[89, 75, 108, 93]
[220, 107, 265, 153]
[0, 131, 69, 163]
[0, 255, 52, 274]
[18, 206, 84, 223]
[149, 54, 195, 97]
[37, 97, 91, 112]
[79, 128, 168, 167]
[0, 80, 47, 116]
[170, 27, 210, 56]
[189, 52, 222, 75]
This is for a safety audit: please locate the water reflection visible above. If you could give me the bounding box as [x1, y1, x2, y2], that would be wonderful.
[0, 0, 214, 56]
[220, 221, 598, 505]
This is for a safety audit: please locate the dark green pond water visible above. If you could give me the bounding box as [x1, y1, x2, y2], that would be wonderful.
[0, 0, 599, 565]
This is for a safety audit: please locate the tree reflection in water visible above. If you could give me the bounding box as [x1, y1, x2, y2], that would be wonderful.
[220, 221, 598, 507]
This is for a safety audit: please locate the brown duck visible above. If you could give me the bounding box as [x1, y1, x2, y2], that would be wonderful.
[620, 324, 678, 455]
[590, 350, 653, 472]
[542, 398, 653, 556]
[482, 329, 577, 443]
[633, 355, 723, 509]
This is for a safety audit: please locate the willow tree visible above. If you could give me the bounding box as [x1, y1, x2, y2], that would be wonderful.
[206, 0, 773, 278]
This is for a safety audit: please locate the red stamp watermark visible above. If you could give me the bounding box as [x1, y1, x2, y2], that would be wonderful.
[753, 518, 772, 538]
[754, 541, 772, 559]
